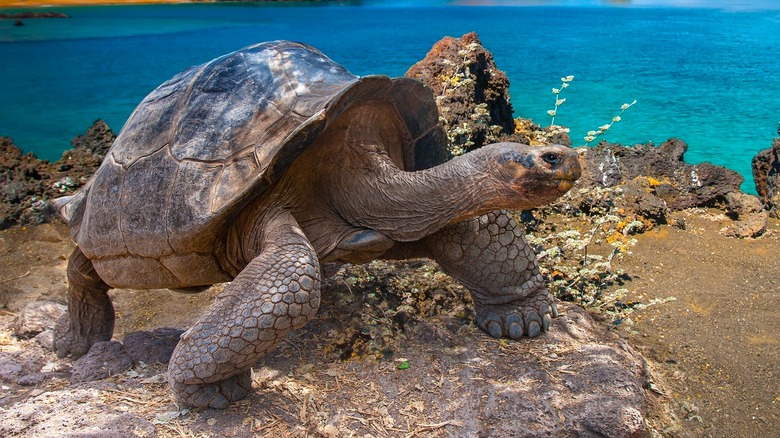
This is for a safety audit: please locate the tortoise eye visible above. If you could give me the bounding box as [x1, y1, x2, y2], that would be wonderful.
[542, 153, 560, 166]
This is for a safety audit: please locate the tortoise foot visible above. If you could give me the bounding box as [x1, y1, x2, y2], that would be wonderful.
[169, 370, 253, 409]
[474, 288, 558, 339]
[53, 313, 113, 359]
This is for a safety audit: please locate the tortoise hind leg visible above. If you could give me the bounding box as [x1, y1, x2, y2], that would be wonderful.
[168, 209, 321, 409]
[425, 210, 557, 339]
[54, 247, 115, 358]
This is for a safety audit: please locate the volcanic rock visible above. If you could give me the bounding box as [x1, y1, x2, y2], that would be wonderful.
[752, 137, 780, 218]
[0, 120, 114, 229]
[573, 139, 743, 214]
[122, 327, 185, 366]
[406, 32, 515, 155]
[71, 341, 133, 383]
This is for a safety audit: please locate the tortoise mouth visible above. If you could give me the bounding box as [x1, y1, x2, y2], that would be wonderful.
[535, 177, 577, 194]
[552, 179, 576, 192]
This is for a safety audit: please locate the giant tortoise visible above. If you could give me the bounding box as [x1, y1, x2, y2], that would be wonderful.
[54, 40, 581, 408]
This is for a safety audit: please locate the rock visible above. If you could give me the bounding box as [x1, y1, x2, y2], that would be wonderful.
[720, 192, 767, 238]
[453, 304, 648, 437]
[0, 12, 70, 19]
[0, 353, 24, 382]
[0, 339, 59, 385]
[69, 118, 115, 157]
[12, 301, 67, 339]
[574, 139, 743, 213]
[406, 32, 515, 155]
[122, 327, 184, 365]
[616, 177, 670, 224]
[71, 341, 134, 383]
[0, 388, 155, 437]
[752, 137, 780, 218]
[0, 120, 114, 229]
[34, 329, 55, 351]
[18, 371, 70, 386]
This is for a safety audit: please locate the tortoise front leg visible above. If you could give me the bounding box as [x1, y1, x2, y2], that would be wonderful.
[425, 210, 557, 339]
[167, 210, 321, 409]
[54, 247, 114, 358]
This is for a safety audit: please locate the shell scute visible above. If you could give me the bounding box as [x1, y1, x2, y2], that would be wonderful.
[119, 147, 178, 258]
[165, 160, 223, 254]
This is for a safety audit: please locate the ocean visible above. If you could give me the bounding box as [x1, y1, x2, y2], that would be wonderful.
[1, 1, 778, 193]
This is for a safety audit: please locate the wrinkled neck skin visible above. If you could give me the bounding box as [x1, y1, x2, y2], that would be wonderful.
[324, 144, 519, 242]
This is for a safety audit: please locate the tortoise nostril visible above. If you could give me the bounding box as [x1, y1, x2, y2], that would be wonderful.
[542, 153, 560, 166]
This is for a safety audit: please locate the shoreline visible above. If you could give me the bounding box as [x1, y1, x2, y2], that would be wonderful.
[1, 0, 194, 7]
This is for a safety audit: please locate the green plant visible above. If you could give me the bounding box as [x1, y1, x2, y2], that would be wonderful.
[547, 75, 574, 127]
[543, 75, 637, 146]
[583, 99, 638, 145]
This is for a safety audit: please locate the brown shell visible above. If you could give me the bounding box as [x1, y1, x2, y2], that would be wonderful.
[65, 41, 446, 268]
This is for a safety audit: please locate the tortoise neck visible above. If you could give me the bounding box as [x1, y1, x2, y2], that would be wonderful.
[331, 147, 506, 242]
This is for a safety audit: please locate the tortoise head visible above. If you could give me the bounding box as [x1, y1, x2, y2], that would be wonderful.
[485, 142, 581, 209]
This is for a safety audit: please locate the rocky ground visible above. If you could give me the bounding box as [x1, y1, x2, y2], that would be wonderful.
[1, 32, 779, 437]
[0, 208, 778, 437]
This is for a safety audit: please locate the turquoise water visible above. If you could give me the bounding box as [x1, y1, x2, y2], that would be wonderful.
[1, 1, 778, 193]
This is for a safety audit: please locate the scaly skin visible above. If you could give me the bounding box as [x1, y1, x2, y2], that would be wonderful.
[426, 210, 557, 339]
[54, 248, 114, 358]
[167, 209, 321, 409]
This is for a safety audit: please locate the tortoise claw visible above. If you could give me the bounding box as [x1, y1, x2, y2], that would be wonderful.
[474, 288, 558, 339]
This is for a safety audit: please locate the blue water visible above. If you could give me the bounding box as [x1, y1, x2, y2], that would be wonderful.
[1, 1, 778, 193]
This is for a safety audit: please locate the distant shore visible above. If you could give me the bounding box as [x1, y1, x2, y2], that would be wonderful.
[2, 0, 191, 7]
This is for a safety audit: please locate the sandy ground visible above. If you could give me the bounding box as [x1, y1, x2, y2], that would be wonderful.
[613, 209, 780, 436]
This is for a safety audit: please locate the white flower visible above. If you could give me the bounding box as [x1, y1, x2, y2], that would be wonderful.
[613, 116, 621, 122]
[547, 110, 557, 117]
[599, 124, 611, 131]
[584, 135, 595, 142]
[556, 98, 566, 106]
[561, 83, 570, 89]
[587, 130, 597, 136]
[552, 88, 560, 94]
[561, 75, 574, 82]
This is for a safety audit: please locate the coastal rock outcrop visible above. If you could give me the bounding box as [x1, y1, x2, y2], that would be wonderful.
[576, 139, 743, 209]
[560, 139, 747, 228]
[0, 119, 114, 229]
[405, 32, 515, 155]
[752, 137, 780, 218]
[0, 12, 70, 19]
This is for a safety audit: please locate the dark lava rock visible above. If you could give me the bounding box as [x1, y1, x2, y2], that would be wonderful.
[68, 118, 115, 157]
[0, 12, 70, 19]
[122, 327, 184, 366]
[752, 137, 780, 218]
[0, 120, 114, 229]
[406, 32, 515, 155]
[0, 353, 24, 382]
[71, 341, 133, 383]
[616, 177, 670, 224]
[576, 138, 743, 211]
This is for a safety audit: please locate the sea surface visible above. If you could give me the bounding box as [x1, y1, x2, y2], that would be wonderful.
[1, 1, 778, 193]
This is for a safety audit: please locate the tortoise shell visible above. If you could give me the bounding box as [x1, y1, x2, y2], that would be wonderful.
[61, 41, 446, 287]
